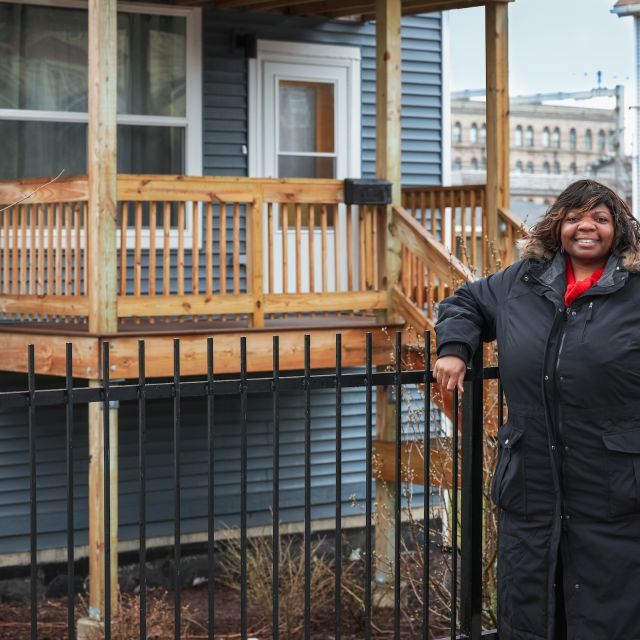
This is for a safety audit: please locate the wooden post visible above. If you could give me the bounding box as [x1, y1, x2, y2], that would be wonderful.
[374, 0, 402, 600]
[485, 1, 510, 273]
[376, 0, 402, 320]
[248, 197, 265, 327]
[87, 387, 119, 621]
[86, 0, 119, 626]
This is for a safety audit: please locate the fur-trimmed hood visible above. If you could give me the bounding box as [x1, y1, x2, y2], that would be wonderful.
[519, 236, 640, 273]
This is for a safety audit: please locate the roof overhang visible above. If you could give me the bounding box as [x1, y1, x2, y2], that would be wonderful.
[612, 1, 640, 17]
[162, 0, 513, 21]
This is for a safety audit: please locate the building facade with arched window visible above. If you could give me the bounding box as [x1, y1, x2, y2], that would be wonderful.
[451, 96, 626, 206]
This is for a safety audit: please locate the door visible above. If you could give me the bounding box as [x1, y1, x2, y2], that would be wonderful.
[251, 41, 361, 294]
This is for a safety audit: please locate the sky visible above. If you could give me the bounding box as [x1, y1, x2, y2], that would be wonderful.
[448, 0, 635, 98]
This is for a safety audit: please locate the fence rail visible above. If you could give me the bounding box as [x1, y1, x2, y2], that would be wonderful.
[0, 333, 502, 640]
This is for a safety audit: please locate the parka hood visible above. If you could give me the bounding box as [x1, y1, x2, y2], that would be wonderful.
[519, 236, 640, 273]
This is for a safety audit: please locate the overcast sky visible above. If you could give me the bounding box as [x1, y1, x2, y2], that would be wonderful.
[448, 0, 635, 97]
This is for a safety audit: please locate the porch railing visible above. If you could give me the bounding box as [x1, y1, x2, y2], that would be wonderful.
[0, 176, 387, 325]
[0, 334, 499, 640]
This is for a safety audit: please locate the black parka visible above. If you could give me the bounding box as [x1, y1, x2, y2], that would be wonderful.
[435, 248, 640, 640]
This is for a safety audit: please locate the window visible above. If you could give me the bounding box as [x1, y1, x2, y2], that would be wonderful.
[553, 162, 561, 174]
[526, 126, 534, 147]
[481, 157, 487, 170]
[598, 129, 606, 153]
[453, 157, 462, 171]
[526, 161, 534, 174]
[515, 160, 524, 174]
[609, 130, 616, 151]
[569, 128, 577, 150]
[453, 121, 462, 144]
[0, 2, 201, 180]
[551, 127, 560, 148]
[480, 123, 486, 145]
[585, 129, 593, 150]
[543, 161, 551, 174]
[470, 123, 478, 144]
[542, 127, 550, 148]
[570, 162, 577, 175]
[515, 126, 523, 146]
[470, 158, 479, 170]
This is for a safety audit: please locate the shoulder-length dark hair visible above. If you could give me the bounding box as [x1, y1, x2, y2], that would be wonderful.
[520, 179, 640, 260]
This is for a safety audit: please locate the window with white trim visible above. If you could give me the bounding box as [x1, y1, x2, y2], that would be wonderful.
[0, 1, 201, 180]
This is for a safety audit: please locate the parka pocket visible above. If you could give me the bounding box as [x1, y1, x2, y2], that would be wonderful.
[491, 423, 526, 516]
[602, 427, 640, 518]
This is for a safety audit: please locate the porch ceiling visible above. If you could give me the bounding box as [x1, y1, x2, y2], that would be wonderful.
[161, 0, 511, 20]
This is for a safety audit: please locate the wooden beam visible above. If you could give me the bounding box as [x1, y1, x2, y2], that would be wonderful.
[376, 0, 403, 325]
[485, 2, 510, 272]
[0, 332, 99, 377]
[0, 296, 89, 317]
[264, 291, 387, 314]
[0, 176, 88, 206]
[117, 293, 255, 318]
[105, 327, 395, 378]
[391, 285, 433, 333]
[87, 0, 118, 335]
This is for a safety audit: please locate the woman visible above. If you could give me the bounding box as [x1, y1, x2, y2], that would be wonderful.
[434, 180, 640, 640]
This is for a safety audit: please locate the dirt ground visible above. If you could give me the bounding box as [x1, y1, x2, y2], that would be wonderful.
[0, 581, 447, 640]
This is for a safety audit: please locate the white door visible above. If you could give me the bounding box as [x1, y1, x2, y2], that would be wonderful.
[250, 41, 361, 294]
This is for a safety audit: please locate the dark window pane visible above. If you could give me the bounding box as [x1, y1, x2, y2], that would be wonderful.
[117, 125, 185, 173]
[278, 155, 335, 179]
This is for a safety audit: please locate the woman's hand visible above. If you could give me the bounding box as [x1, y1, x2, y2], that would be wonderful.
[433, 355, 467, 393]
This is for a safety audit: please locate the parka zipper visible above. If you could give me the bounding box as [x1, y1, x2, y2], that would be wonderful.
[580, 301, 594, 343]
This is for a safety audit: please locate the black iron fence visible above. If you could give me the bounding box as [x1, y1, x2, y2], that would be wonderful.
[0, 332, 501, 640]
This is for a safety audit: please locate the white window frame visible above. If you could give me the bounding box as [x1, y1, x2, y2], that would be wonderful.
[0, 0, 202, 248]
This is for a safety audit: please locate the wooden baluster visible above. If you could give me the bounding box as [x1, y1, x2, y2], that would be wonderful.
[163, 202, 171, 296]
[481, 187, 488, 272]
[450, 190, 457, 257]
[3, 208, 9, 294]
[233, 203, 240, 295]
[438, 190, 446, 245]
[56, 203, 63, 296]
[309, 205, 316, 293]
[470, 189, 477, 271]
[321, 205, 328, 293]
[177, 202, 185, 296]
[12, 206, 20, 295]
[346, 205, 353, 292]
[333, 205, 340, 292]
[205, 202, 212, 296]
[365, 205, 373, 290]
[29, 204, 36, 295]
[19, 205, 27, 296]
[295, 204, 302, 293]
[411, 190, 417, 220]
[36, 205, 45, 297]
[134, 201, 142, 297]
[460, 190, 467, 265]
[82, 203, 88, 298]
[219, 203, 227, 295]
[74, 204, 81, 297]
[430, 190, 437, 236]
[192, 202, 200, 296]
[359, 207, 365, 292]
[149, 202, 157, 296]
[372, 206, 379, 291]
[65, 203, 72, 295]
[420, 190, 427, 229]
[120, 202, 128, 297]
[282, 203, 289, 294]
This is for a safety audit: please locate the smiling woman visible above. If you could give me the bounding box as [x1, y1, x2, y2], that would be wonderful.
[434, 180, 640, 640]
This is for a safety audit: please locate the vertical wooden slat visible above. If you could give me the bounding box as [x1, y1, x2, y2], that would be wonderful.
[19, 206, 27, 296]
[134, 201, 142, 297]
[295, 204, 302, 293]
[37, 206, 45, 297]
[55, 203, 62, 296]
[346, 205, 353, 292]
[3, 208, 9, 294]
[192, 202, 200, 295]
[233, 203, 240, 295]
[470, 188, 477, 270]
[149, 202, 157, 296]
[481, 187, 488, 272]
[29, 204, 36, 295]
[365, 206, 373, 290]
[282, 204, 289, 294]
[321, 205, 328, 293]
[12, 206, 20, 295]
[74, 205, 81, 296]
[82, 203, 88, 298]
[333, 205, 340, 292]
[120, 202, 128, 297]
[163, 202, 171, 296]
[450, 191, 457, 256]
[420, 190, 427, 229]
[430, 190, 437, 236]
[248, 196, 264, 327]
[372, 206, 379, 290]
[205, 202, 212, 296]
[359, 207, 365, 292]
[177, 202, 185, 296]
[65, 203, 72, 295]
[219, 203, 227, 295]
[267, 203, 274, 295]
